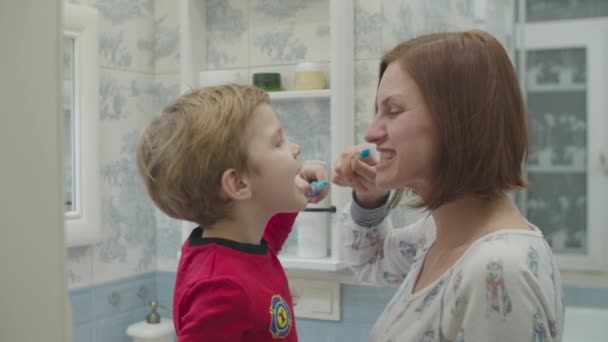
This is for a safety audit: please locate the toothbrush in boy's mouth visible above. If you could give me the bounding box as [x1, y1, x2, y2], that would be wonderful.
[305, 180, 328, 197]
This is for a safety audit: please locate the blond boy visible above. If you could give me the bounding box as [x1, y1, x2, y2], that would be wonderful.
[137, 84, 328, 341]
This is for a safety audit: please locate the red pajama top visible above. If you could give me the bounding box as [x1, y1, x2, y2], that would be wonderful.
[173, 213, 299, 342]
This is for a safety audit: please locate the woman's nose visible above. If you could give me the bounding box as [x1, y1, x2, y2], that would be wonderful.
[364, 116, 386, 144]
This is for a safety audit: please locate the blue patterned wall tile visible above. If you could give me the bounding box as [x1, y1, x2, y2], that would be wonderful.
[96, 71, 159, 283]
[155, 271, 177, 310]
[99, 70, 135, 121]
[296, 319, 344, 342]
[140, 77, 178, 121]
[67, 246, 94, 288]
[91, 274, 155, 319]
[340, 284, 395, 324]
[153, 0, 180, 73]
[484, 0, 515, 55]
[272, 98, 331, 166]
[67, 0, 99, 7]
[205, 0, 249, 69]
[73, 322, 93, 342]
[70, 287, 94, 325]
[354, 59, 379, 144]
[99, 29, 135, 70]
[251, 0, 326, 18]
[94, 312, 134, 342]
[249, 0, 329, 66]
[155, 208, 182, 270]
[96, 129, 156, 277]
[100, 71, 160, 123]
[298, 321, 376, 342]
[92, 282, 131, 318]
[354, 0, 383, 60]
[96, 0, 156, 73]
[250, 24, 308, 65]
[99, 72, 127, 121]
[138, 17, 178, 72]
[95, 0, 153, 25]
[565, 286, 608, 309]
[131, 306, 150, 322]
[148, 73, 181, 114]
[381, 0, 476, 50]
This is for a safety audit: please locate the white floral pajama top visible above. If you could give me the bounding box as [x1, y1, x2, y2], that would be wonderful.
[340, 199, 565, 342]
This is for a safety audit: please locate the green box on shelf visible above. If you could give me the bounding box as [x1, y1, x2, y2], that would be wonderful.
[253, 72, 281, 92]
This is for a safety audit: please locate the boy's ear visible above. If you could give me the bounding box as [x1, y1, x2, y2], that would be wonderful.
[219, 168, 252, 201]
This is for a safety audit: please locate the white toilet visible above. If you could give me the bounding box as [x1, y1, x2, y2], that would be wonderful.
[127, 301, 175, 342]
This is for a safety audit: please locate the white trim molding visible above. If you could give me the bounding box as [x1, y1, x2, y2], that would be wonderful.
[64, 4, 100, 247]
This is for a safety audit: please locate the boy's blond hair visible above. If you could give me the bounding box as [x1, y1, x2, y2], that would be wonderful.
[137, 84, 269, 226]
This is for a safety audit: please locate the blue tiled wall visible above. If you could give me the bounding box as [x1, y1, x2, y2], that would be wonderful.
[69, 273, 164, 342]
[71, 272, 608, 342]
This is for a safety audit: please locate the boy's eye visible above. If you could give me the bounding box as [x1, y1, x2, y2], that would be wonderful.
[276, 137, 285, 146]
[388, 107, 402, 115]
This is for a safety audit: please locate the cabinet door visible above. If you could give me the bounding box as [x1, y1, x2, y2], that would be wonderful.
[518, 19, 608, 270]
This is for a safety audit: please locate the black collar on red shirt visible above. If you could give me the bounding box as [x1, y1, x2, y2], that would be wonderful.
[188, 227, 268, 255]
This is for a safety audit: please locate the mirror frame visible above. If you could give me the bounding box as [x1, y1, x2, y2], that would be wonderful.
[64, 4, 100, 247]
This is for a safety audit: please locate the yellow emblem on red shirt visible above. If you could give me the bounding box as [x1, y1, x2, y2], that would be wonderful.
[269, 294, 292, 338]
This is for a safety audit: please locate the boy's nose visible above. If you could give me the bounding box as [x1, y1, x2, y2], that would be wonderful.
[291, 143, 301, 158]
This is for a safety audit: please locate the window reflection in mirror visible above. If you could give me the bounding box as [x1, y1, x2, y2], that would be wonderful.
[64, 37, 76, 214]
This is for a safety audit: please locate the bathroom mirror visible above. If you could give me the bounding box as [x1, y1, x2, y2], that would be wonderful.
[63, 4, 101, 246]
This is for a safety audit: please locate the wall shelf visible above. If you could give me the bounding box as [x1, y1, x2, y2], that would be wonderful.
[526, 165, 586, 173]
[268, 89, 331, 101]
[527, 83, 586, 92]
[279, 254, 347, 272]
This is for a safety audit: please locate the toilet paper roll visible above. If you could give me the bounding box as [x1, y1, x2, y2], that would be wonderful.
[297, 198, 329, 258]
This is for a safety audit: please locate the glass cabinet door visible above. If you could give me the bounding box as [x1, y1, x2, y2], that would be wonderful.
[518, 19, 608, 270]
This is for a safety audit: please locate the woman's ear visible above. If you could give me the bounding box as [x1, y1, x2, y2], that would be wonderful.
[219, 168, 252, 201]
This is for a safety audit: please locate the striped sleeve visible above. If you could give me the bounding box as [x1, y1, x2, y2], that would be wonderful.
[350, 191, 390, 227]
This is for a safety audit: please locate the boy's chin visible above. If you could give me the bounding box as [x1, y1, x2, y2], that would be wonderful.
[294, 195, 309, 211]
[285, 194, 308, 212]
[272, 196, 308, 214]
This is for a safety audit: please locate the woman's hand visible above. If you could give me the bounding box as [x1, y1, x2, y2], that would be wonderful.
[332, 145, 389, 208]
[296, 162, 329, 204]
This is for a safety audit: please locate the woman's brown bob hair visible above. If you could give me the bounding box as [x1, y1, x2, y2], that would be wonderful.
[381, 30, 528, 210]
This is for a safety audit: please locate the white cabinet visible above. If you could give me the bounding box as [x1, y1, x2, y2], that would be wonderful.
[179, 0, 355, 272]
[517, 18, 608, 270]
[289, 278, 341, 321]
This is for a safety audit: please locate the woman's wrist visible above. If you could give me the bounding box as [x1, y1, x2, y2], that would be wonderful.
[350, 191, 390, 227]
[354, 191, 390, 209]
